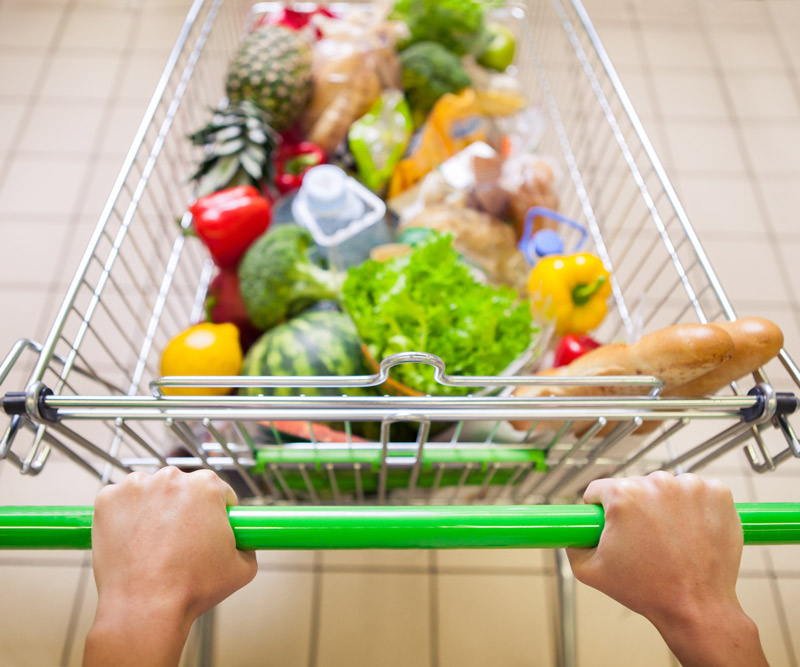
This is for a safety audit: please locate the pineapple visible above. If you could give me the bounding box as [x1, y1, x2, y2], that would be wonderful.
[225, 25, 313, 132]
[189, 101, 278, 197]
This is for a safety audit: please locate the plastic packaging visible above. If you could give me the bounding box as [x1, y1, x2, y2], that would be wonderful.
[290, 165, 392, 269]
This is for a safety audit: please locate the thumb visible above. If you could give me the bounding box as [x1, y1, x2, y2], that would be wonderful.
[565, 546, 596, 583]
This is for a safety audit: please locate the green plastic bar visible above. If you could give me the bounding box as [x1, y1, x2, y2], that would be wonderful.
[1, 503, 799, 550]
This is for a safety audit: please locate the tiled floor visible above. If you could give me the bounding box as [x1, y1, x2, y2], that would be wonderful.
[1, 0, 800, 665]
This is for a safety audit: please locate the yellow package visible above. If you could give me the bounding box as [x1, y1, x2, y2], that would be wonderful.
[388, 89, 487, 198]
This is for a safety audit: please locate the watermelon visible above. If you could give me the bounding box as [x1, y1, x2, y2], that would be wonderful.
[241, 310, 373, 397]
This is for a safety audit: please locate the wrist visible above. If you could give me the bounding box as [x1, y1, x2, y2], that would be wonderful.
[651, 598, 765, 667]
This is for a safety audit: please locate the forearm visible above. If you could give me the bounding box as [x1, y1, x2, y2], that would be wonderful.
[652, 600, 768, 667]
[83, 595, 193, 667]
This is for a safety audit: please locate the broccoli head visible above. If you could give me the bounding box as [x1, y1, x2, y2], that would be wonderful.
[238, 225, 345, 331]
[400, 42, 472, 126]
[392, 0, 486, 56]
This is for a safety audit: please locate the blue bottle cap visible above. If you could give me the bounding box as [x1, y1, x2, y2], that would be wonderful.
[532, 229, 564, 258]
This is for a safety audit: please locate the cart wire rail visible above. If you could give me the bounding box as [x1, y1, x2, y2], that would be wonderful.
[1, 0, 800, 514]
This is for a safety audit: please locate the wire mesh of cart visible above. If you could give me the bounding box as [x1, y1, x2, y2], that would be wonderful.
[1, 0, 800, 571]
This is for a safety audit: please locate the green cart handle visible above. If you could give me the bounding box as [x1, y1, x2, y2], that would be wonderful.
[1, 504, 799, 550]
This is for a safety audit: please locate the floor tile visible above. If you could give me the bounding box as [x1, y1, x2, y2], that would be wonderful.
[436, 547, 550, 572]
[641, 28, 714, 70]
[759, 180, 800, 239]
[675, 174, 762, 237]
[437, 573, 554, 666]
[132, 9, 188, 54]
[724, 72, 800, 121]
[322, 548, 430, 570]
[663, 121, 745, 173]
[594, 25, 641, 68]
[39, 51, 123, 102]
[708, 28, 788, 71]
[698, 0, 772, 29]
[0, 154, 89, 216]
[96, 101, 147, 158]
[653, 72, 728, 119]
[316, 572, 431, 667]
[0, 220, 73, 288]
[16, 103, 105, 156]
[775, 241, 800, 304]
[575, 582, 673, 667]
[0, 101, 27, 154]
[0, 52, 47, 99]
[616, 68, 656, 116]
[0, 6, 65, 49]
[213, 570, 314, 667]
[0, 451, 102, 505]
[0, 563, 83, 666]
[772, 578, 800, 662]
[57, 7, 136, 51]
[117, 52, 170, 103]
[0, 288, 52, 357]
[740, 122, 800, 176]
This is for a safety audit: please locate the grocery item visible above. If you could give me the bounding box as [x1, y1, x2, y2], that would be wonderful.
[204, 269, 262, 352]
[225, 24, 313, 132]
[477, 22, 516, 71]
[188, 185, 272, 269]
[238, 225, 344, 331]
[510, 318, 784, 434]
[400, 205, 529, 292]
[391, 0, 487, 56]
[159, 322, 243, 396]
[342, 231, 535, 396]
[290, 164, 391, 269]
[348, 90, 414, 193]
[500, 154, 560, 239]
[274, 141, 326, 194]
[528, 253, 611, 336]
[552, 334, 602, 368]
[240, 310, 371, 397]
[189, 101, 279, 196]
[255, 5, 337, 38]
[399, 41, 472, 126]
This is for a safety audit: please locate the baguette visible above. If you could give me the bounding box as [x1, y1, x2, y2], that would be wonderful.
[509, 322, 735, 432]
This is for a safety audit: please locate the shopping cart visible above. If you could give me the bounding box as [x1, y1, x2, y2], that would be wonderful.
[1, 0, 800, 665]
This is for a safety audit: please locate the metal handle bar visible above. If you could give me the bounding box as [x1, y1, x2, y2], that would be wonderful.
[1, 503, 798, 550]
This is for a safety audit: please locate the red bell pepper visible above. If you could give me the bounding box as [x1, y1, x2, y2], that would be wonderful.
[274, 141, 326, 194]
[256, 6, 337, 38]
[552, 334, 602, 368]
[205, 269, 262, 352]
[189, 185, 271, 269]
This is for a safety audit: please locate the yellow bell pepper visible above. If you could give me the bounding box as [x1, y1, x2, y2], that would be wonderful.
[160, 322, 243, 396]
[528, 253, 611, 336]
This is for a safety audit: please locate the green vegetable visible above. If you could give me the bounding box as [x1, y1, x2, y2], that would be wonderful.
[399, 42, 472, 126]
[238, 225, 344, 331]
[342, 232, 535, 396]
[240, 310, 372, 397]
[391, 0, 486, 56]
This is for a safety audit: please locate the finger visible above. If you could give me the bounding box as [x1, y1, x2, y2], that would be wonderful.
[582, 478, 618, 506]
[220, 479, 239, 508]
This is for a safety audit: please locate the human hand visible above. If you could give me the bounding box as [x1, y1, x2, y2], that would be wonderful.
[566, 471, 766, 667]
[84, 467, 257, 667]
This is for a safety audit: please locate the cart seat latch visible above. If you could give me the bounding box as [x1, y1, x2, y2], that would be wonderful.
[1, 385, 59, 423]
[740, 384, 798, 423]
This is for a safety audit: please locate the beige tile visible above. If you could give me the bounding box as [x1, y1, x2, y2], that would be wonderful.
[616, 68, 656, 117]
[736, 577, 794, 667]
[437, 573, 554, 666]
[653, 72, 728, 119]
[676, 174, 761, 237]
[132, 10, 189, 53]
[17, 103, 105, 155]
[641, 29, 714, 70]
[0, 7, 65, 49]
[709, 29, 787, 71]
[663, 121, 745, 174]
[322, 548, 429, 569]
[725, 72, 800, 121]
[772, 578, 800, 661]
[316, 572, 431, 667]
[594, 25, 642, 68]
[77, 157, 125, 220]
[0, 450, 103, 505]
[0, 52, 47, 99]
[58, 7, 136, 51]
[0, 288, 52, 356]
[117, 53, 169, 103]
[633, 0, 698, 28]
[702, 237, 790, 305]
[436, 547, 550, 571]
[0, 220, 73, 287]
[759, 180, 800, 239]
[575, 582, 673, 667]
[741, 122, 800, 175]
[65, 568, 97, 667]
[213, 570, 314, 667]
[0, 564, 83, 666]
[0, 101, 27, 153]
[776, 241, 800, 303]
[39, 51, 123, 102]
[0, 154, 89, 216]
[97, 101, 147, 158]
[698, 0, 772, 29]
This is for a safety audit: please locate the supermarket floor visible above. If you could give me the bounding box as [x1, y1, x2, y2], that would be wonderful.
[0, 0, 799, 665]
